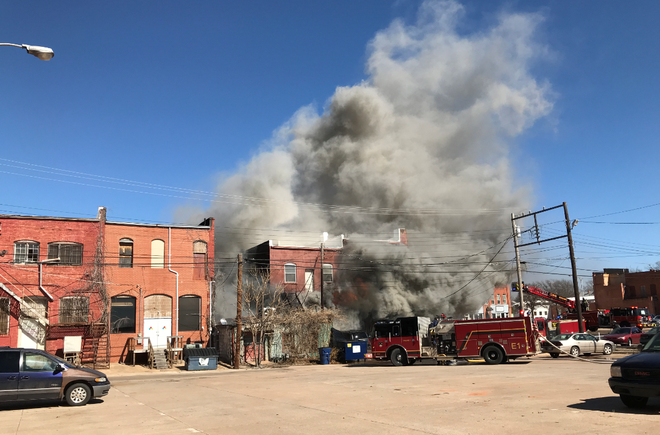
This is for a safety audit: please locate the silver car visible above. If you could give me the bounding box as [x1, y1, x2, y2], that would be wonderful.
[541, 333, 615, 358]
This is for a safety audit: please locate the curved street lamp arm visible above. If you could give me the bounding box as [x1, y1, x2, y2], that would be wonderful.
[0, 43, 54, 61]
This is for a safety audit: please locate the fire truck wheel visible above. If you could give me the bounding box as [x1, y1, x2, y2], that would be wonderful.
[482, 346, 504, 365]
[390, 348, 407, 366]
[603, 344, 613, 355]
[569, 346, 580, 357]
[550, 353, 559, 358]
[620, 322, 630, 328]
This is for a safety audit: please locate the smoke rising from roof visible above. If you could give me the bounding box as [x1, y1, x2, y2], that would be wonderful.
[198, 1, 553, 324]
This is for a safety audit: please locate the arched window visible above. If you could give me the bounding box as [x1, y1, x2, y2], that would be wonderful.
[284, 263, 296, 283]
[179, 295, 201, 331]
[119, 238, 133, 268]
[151, 239, 165, 269]
[47, 242, 83, 265]
[111, 295, 136, 333]
[144, 294, 172, 318]
[14, 241, 39, 264]
[193, 241, 207, 280]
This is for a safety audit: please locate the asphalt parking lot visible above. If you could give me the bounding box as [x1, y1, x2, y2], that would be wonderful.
[0, 354, 658, 435]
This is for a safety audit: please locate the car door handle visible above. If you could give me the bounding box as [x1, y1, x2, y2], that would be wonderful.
[21, 376, 30, 380]
[7, 376, 17, 380]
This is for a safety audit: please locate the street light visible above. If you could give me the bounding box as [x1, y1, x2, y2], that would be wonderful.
[0, 43, 54, 61]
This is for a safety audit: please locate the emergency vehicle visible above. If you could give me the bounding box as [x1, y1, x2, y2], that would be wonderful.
[371, 316, 538, 366]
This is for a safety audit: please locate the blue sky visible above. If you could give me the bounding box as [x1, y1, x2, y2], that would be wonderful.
[2, 1, 660, 282]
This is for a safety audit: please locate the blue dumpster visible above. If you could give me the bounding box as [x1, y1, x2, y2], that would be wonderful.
[319, 347, 331, 365]
[344, 341, 366, 361]
[185, 347, 218, 371]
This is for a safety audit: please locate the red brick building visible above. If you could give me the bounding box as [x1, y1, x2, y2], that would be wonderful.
[245, 229, 408, 304]
[593, 269, 660, 314]
[0, 208, 214, 365]
[472, 286, 512, 319]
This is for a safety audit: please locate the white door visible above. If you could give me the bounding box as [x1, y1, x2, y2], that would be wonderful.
[305, 270, 314, 292]
[18, 296, 48, 349]
[144, 317, 171, 349]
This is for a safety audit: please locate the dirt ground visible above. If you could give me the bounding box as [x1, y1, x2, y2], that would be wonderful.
[0, 353, 658, 435]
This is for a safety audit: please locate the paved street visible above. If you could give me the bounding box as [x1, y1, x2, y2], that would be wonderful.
[0, 354, 658, 435]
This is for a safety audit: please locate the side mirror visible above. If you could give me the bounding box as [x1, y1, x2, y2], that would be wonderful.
[53, 364, 66, 375]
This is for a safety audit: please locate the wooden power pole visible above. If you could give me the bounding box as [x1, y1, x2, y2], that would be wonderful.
[234, 253, 243, 369]
[320, 242, 324, 309]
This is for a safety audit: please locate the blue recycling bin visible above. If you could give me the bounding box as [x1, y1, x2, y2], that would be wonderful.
[344, 341, 366, 361]
[319, 347, 331, 365]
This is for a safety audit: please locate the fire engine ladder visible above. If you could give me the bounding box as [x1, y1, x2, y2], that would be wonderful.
[0, 282, 49, 328]
[523, 286, 575, 310]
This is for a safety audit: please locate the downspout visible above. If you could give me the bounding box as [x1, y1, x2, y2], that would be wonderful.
[168, 227, 179, 336]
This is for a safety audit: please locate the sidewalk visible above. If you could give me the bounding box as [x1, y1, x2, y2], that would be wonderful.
[102, 360, 233, 378]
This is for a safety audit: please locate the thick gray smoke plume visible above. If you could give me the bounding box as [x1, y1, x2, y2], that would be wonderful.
[193, 1, 553, 325]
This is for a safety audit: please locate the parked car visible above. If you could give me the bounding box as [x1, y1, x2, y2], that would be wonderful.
[603, 327, 643, 346]
[652, 315, 660, 326]
[541, 333, 614, 358]
[609, 331, 660, 408]
[640, 327, 660, 346]
[0, 347, 111, 406]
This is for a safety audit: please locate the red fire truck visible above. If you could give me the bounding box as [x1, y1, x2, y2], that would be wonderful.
[514, 283, 653, 330]
[371, 316, 538, 366]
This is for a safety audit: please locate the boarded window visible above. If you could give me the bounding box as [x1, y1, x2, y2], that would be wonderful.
[322, 264, 333, 283]
[0, 298, 9, 335]
[59, 297, 89, 323]
[179, 295, 201, 331]
[193, 241, 207, 280]
[144, 294, 171, 318]
[119, 238, 133, 268]
[14, 241, 39, 264]
[284, 263, 296, 283]
[111, 296, 136, 333]
[151, 240, 165, 268]
[47, 242, 83, 266]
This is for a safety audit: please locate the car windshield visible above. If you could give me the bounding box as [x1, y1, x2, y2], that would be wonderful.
[554, 334, 574, 341]
[611, 328, 630, 334]
[642, 332, 660, 352]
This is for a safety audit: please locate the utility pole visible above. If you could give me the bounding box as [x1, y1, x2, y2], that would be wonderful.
[511, 213, 525, 317]
[564, 202, 584, 332]
[234, 254, 243, 370]
[320, 242, 324, 309]
[511, 203, 584, 332]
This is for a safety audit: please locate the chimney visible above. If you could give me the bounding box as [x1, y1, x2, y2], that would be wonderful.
[97, 207, 107, 222]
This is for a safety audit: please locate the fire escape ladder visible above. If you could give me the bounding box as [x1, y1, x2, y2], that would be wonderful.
[0, 282, 49, 328]
[81, 323, 110, 369]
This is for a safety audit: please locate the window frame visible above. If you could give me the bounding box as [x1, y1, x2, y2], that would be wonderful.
[13, 241, 40, 264]
[47, 242, 83, 266]
[193, 241, 208, 280]
[178, 295, 201, 332]
[322, 263, 333, 283]
[284, 263, 296, 283]
[59, 296, 89, 324]
[151, 239, 165, 269]
[110, 295, 136, 334]
[0, 297, 9, 335]
[119, 238, 134, 268]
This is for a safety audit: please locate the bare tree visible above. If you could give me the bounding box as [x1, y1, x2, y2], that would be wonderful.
[242, 267, 287, 368]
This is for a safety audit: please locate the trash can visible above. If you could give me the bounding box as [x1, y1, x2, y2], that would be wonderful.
[319, 347, 331, 365]
[344, 341, 366, 361]
[185, 347, 218, 371]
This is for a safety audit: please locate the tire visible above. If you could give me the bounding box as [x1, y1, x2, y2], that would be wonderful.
[549, 353, 559, 358]
[569, 346, 580, 357]
[620, 394, 648, 409]
[390, 348, 406, 366]
[482, 346, 504, 365]
[627, 338, 632, 346]
[603, 344, 613, 355]
[65, 383, 91, 406]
